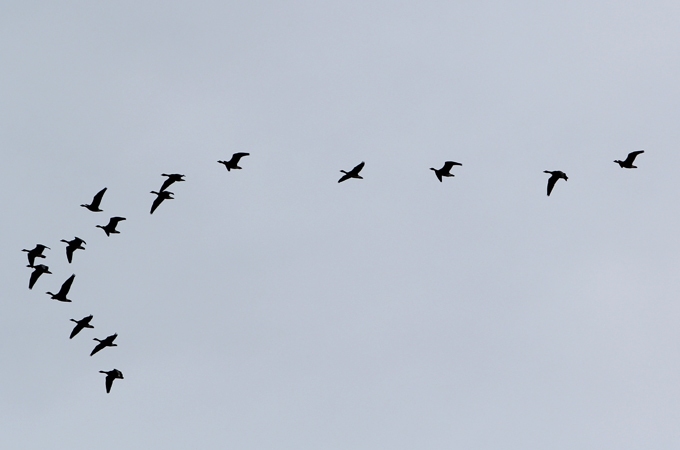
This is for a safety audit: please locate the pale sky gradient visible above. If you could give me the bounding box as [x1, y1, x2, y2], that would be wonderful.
[3, 1, 680, 449]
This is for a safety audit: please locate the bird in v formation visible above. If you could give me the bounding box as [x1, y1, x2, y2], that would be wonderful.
[24, 150, 646, 393]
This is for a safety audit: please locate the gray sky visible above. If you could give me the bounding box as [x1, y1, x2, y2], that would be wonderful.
[3, 1, 680, 448]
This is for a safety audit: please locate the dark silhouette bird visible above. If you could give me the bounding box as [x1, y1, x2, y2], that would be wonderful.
[159, 173, 185, 192]
[22, 244, 49, 268]
[69, 315, 94, 339]
[46, 274, 75, 302]
[81, 187, 107, 212]
[218, 152, 250, 171]
[90, 333, 118, 356]
[61, 237, 86, 264]
[150, 190, 174, 214]
[614, 150, 644, 169]
[29, 264, 51, 289]
[338, 162, 365, 183]
[430, 161, 462, 182]
[96, 217, 126, 236]
[99, 369, 124, 393]
[544, 170, 568, 196]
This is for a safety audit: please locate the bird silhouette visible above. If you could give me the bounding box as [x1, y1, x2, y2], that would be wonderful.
[218, 153, 250, 171]
[69, 315, 94, 339]
[338, 162, 365, 183]
[81, 188, 107, 212]
[96, 217, 126, 236]
[430, 161, 462, 182]
[150, 190, 174, 214]
[159, 174, 185, 192]
[614, 150, 644, 169]
[544, 170, 568, 196]
[46, 274, 75, 302]
[22, 244, 49, 268]
[29, 264, 51, 289]
[99, 369, 124, 393]
[61, 237, 86, 264]
[90, 333, 118, 356]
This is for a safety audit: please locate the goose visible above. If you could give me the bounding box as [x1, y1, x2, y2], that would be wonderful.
[22, 244, 49, 268]
[96, 217, 126, 236]
[150, 190, 173, 214]
[159, 173, 185, 192]
[430, 161, 462, 182]
[544, 170, 568, 196]
[60, 237, 86, 264]
[69, 315, 94, 339]
[99, 369, 124, 393]
[338, 162, 365, 183]
[46, 274, 75, 302]
[29, 264, 51, 289]
[81, 188, 107, 212]
[218, 152, 250, 171]
[90, 333, 118, 356]
[614, 150, 644, 169]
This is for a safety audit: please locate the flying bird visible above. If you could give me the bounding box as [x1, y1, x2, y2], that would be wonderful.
[29, 264, 51, 289]
[46, 274, 75, 302]
[99, 369, 124, 393]
[96, 217, 126, 236]
[338, 162, 365, 183]
[69, 315, 94, 339]
[159, 173, 185, 192]
[544, 170, 568, 196]
[81, 187, 107, 212]
[430, 161, 462, 182]
[614, 150, 644, 169]
[150, 190, 173, 214]
[90, 333, 118, 356]
[22, 244, 49, 268]
[61, 237, 86, 264]
[218, 152, 250, 171]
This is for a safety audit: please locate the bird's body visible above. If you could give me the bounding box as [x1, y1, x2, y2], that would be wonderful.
[81, 188, 107, 212]
[544, 170, 568, 196]
[150, 190, 174, 214]
[96, 217, 126, 236]
[61, 237, 86, 264]
[22, 244, 49, 268]
[90, 333, 118, 356]
[99, 369, 124, 393]
[159, 173, 185, 192]
[430, 161, 462, 182]
[29, 264, 51, 289]
[46, 274, 75, 302]
[338, 162, 365, 183]
[614, 150, 644, 169]
[218, 153, 250, 171]
[69, 315, 94, 339]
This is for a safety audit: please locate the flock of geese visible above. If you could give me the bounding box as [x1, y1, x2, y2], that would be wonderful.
[21, 149, 644, 394]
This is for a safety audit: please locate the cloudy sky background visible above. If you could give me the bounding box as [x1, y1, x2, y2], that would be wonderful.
[3, 1, 680, 448]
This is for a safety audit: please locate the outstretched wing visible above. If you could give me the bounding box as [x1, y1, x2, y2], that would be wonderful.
[29, 269, 41, 289]
[624, 150, 644, 165]
[90, 342, 105, 356]
[65, 246, 74, 263]
[442, 161, 462, 172]
[111, 217, 126, 225]
[150, 196, 164, 214]
[70, 323, 84, 339]
[91, 188, 107, 209]
[57, 274, 75, 297]
[351, 161, 365, 175]
[231, 152, 250, 164]
[338, 173, 351, 183]
[159, 178, 174, 192]
[105, 374, 114, 393]
[546, 175, 557, 196]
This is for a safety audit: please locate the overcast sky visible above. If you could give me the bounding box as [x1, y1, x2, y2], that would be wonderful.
[3, 1, 680, 448]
